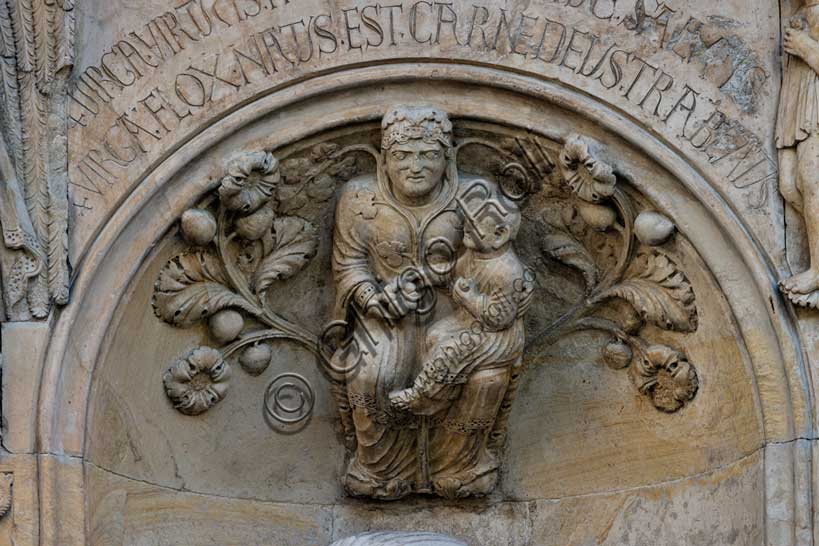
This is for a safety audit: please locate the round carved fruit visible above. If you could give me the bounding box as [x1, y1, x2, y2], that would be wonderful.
[577, 202, 616, 231]
[239, 342, 272, 375]
[634, 211, 675, 246]
[602, 340, 633, 369]
[163, 346, 231, 415]
[209, 309, 244, 344]
[235, 207, 276, 240]
[180, 208, 217, 246]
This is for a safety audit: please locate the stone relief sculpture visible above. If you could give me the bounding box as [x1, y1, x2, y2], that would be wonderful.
[778, 0, 819, 307]
[0, 0, 75, 320]
[152, 105, 700, 501]
[329, 107, 533, 500]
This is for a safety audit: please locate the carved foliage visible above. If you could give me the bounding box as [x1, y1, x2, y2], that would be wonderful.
[153, 147, 354, 415]
[254, 217, 317, 294]
[595, 251, 698, 333]
[153, 134, 702, 422]
[153, 251, 260, 327]
[536, 134, 700, 412]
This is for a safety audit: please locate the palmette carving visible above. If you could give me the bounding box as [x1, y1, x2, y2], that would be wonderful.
[0, 0, 75, 321]
[152, 109, 701, 501]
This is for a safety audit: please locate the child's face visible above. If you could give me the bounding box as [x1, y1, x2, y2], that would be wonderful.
[463, 216, 508, 251]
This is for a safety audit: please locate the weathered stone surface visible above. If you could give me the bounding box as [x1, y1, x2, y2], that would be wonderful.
[85, 464, 334, 546]
[1, 0, 818, 544]
[528, 450, 765, 546]
[1, 323, 49, 453]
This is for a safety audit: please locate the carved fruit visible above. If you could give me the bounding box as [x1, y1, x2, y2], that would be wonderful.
[209, 309, 244, 344]
[180, 209, 217, 246]
[239, 343, 272, 376]
[577, 202, 616, 231]
[634, 211, 675, 246]
[235, 207, 276, 240]
[602, 340, 632, 369]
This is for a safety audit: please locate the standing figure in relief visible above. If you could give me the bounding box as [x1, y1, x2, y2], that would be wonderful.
[778, 0, 819, 306]
[389, 186, 531, 498]
[330, 105, 526, 500]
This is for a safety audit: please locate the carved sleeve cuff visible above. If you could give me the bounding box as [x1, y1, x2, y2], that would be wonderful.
[353, 282, 379, 309]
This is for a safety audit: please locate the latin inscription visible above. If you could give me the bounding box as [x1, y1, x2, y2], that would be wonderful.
[68, 0, 775, 218]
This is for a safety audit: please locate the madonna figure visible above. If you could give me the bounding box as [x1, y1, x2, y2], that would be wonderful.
[330, 105, 529, 500]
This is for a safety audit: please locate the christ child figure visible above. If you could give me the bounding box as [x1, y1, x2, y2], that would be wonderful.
[389, 187, 532, 417]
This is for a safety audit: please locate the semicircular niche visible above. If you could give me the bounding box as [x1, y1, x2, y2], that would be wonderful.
[84, 103, 763, 546]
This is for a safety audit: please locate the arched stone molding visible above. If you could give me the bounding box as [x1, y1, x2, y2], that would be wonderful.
[37, 63, 813, 545]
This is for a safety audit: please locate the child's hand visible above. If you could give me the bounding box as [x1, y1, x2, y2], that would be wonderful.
[453, 277, 484, 318]
[389, 388, 415, 411]
[453, 277, 476, 301]
[785, 27, 815, 60]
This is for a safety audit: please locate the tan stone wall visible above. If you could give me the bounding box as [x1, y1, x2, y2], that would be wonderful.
[2, 1, 817, 545]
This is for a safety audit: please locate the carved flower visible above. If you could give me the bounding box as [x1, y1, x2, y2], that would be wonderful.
[163, 346, 231, 415]
[351, 190, 377, 219]
[219, 152, 280, 213]
[559, 135, 616, 203]
[631, 344, 698, 412]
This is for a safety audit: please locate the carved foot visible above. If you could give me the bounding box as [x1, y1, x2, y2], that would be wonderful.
[344, 468, 413, 501]
[433, 467, 498, 499]
[780, 269, 819, 308]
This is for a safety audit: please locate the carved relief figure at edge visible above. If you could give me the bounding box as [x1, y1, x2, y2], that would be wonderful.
[330, 106, 527, 500]
[778, 0, 819, 307]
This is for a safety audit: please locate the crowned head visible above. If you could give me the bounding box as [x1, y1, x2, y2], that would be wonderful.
[381, 106, 453, 205]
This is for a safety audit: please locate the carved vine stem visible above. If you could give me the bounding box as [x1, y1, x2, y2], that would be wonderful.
[216, 209, 317, 353]
[525, 188, 635, 349]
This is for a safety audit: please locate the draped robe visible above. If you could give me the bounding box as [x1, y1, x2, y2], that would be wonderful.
[331, 166, 476, 495]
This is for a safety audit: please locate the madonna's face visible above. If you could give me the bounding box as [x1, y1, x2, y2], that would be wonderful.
[385, 140, 447, 204]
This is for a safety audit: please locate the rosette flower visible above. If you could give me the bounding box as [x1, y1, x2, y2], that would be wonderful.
[631, 344, 698, 412]
[559, 135, 616, 203]
[218, 152, 280, 213]
[163, 346, 231, 415]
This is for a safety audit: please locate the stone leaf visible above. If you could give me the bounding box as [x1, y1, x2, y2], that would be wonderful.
[542, 227, 598, 289]
[595, 251, 698, 332]
[153, 251, 258, 327]
[253, 216, 318, 294]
